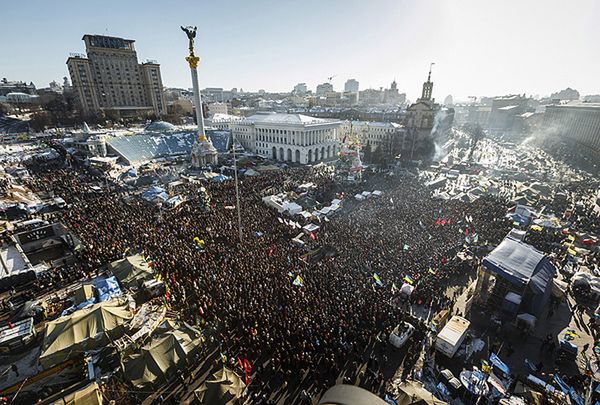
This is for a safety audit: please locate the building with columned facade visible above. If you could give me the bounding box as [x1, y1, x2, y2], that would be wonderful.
[224, 113, 340, 164]
[543, 102, 600, 158]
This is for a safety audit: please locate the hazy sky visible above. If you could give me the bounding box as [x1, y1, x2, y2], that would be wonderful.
[3, 0, 599, 101]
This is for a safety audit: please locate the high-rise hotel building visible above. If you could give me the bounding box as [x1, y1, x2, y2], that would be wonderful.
[67, 35, 166, 118]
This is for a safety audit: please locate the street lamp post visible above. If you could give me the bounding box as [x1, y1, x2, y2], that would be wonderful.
[231, 134, 243, 243]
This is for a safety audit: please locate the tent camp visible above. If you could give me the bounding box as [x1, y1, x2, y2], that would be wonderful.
[396, 381, 448, 405]
[480, 237, 555, 317]
[40, 301, 132, 369]
[109, 254, 154, 289]
[194, 366, 246, 405]
[123, 323, 202, 389]
[51, 382, 103, 405]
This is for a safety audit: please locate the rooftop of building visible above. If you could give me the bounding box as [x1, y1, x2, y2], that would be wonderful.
[494, 95, 527, 101]
[343, 120, 403, 128]
[0, 80, 35, 87]
[245, 112, 336, 126]
[498, 105, 520, 111]
[82, 34, 135, 43]
[210, 113, 242, 122]
[547, 101, 600, 110]
[105, 129, 233, 164]
[144, 121, 177, 132]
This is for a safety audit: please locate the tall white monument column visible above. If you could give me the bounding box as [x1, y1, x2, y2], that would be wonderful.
[190, 67, 205, 138]
[181, 25, 217, 168]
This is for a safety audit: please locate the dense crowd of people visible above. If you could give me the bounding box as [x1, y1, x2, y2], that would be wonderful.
[20, 160, 517, 402]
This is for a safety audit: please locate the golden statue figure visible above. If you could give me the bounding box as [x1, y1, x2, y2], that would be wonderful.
[181, 25, 200, 69]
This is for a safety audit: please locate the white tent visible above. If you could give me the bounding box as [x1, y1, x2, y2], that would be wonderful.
[516, 313, 537, 329]
[302, 224, 320, 234]
[300, 211, 312, 219]
[320, 207, 331, 216]
[282, 202, 302, 215]
[400, 283, 415, 296]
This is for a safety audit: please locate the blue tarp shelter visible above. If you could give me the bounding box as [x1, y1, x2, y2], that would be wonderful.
[489, 353, 510, 375]
[482, 237, 555, 316]
[94, 276, 122, 302]
[141, 186, 168, 202]
[211, 174, 230, 183]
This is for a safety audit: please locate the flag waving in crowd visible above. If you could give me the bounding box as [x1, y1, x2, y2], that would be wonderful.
[293, 275, 304, 287]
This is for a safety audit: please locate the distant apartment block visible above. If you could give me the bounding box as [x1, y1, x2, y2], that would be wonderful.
[344, 79, 359, 94]
[293, 83, 308, 95]
[66, 35, 166, 118]
[316, 83, 334, 97]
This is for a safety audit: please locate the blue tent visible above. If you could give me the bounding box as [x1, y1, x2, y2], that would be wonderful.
[483, 237, 555, 316]
[211, 174, 230, 183]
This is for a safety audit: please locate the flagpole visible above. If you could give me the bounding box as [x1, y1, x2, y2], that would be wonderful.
[232, 133, 243, 243]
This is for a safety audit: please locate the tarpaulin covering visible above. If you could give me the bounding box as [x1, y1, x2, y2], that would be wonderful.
[141, 186, 167, 202]
[483, 238, 555, 295]
[94, 276, 122, 302]
[483, 238, 555, 316]
[40, 301, 132, 369]
[109, 254, 154, 289]
[490, 353, 510, 375]
[194, 366, 246, 405]
[51, 382, 103, 405]
[123, 324, 202, 389]
[74, 285, 94, 305]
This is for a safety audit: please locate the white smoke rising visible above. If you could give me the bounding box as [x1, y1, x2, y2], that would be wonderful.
[433, 142, 445, 161]
[431, 109, 451, 162]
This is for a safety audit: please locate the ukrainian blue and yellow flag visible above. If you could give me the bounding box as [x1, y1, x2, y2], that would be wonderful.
[293, 275, 304, 287]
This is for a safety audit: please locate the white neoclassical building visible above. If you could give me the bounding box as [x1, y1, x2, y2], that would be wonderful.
[223, 113, 340, 164]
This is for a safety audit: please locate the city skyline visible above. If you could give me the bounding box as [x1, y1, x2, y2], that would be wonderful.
[3, 0, 599, 101]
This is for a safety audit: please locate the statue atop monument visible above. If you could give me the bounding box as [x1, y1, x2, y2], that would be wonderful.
[181, 24, 217, 168]
[180, 26, 197, 55]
